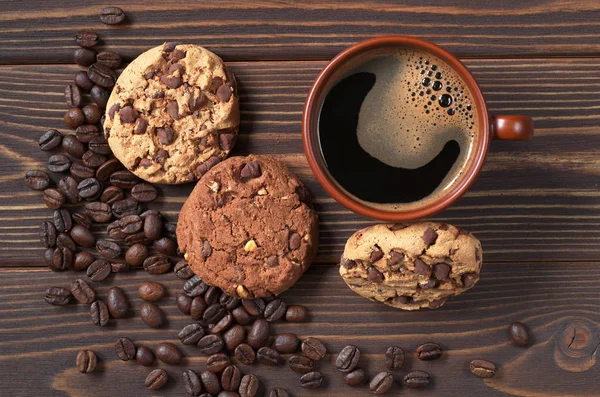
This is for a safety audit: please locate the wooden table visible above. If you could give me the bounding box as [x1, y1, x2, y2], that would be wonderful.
[1, 1, 599, 396]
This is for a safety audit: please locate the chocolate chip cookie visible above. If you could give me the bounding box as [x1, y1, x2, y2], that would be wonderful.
[104, 43, 240, 184]
[177, 155, 318, 298]
[339, 222, 482, 310]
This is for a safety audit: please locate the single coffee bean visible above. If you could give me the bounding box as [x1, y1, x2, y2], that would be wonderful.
[100, 6, 125, 24]
[223, 324, 246, 352]
[53, 209, 72, 233]
[335, 345, 360, 373]
[257, 347, 281, 366]
[88, 63, 116, 88]
[114, 215, 143, 235]
[125, 243, 149, 267]
[39, 129, 63, 150]
[385, 346, 405, 370]
[174, 260, 194, 279]
[69, 278, 95, 304]
[145, 368, 168, 390]
[179, 323, 205, 345]
[43, 248, 54, 267]
[136, 345, 155, 366]
[198, 334, 225, 355]
[404, 370, 430, 389]
[64, 107, 85, 128]
[300, 371, 323, 389]
[143, 255, 171, 275]
[143, 212, 163, 240]
[207, 352, 230, 373]
[212, 312, 234, 334]
[96, 239, 121, 259]
[74, 71, 94, 90]
[509, 321, 529, 346]
[75, 31, 98, 48]
[140, 302, 166, 328]
[183, 369, 202, 396]
[40, 221, 58, 248]
[74, 47, 96, 67]
[96, 51, 122, 69]
[101, 186, 124, 204]
[203, 303, 227, 324]
[84, 201, 112, 223]
[155, 342, 183, 365]
[72, 212, 93, 229]
[191, 296, 208, 321]
[70, 162, 96, 180]
[51, 247, 73, 271]
[232, 306, 252, 325]
[301, 337, 326, 361]
[220, 294, 240, 311]
[370, 372, 393, 394]
[184, 275, 208, 297]
[115, 337, 136, 361]
[247, 319, 270, 349]
[345, 368, 365, 386]
[177, 293, 193, 314]
[201, 370, 221, 395]
[90, 85, 110, 108]
[239, 374, 259, 397]
[285, 305, 308, 322]
[112, 198, 141, 219]
[470, 359, 496, 378]
[48, 154, 72, 173]
[164, 222, 178, 240]
[138, 281, 165, 301]
[233, 343, 255, 365]
[65, 84, 82, 107]
[56, 232, 76, 252]
[110, 170, 139, 189]
[107, 286, 130, 318]
[82, 104, 102, 125]
[111, 262, 129, 273]
[90, 299, 109, 326]
[90, 135, 112, 156]
[242, 299, 265, 317]
[221, 365, 241, 391]
[130, 183, 158, 202]
[153, 237, 177, 256]
[78, 178, 102, 200]
[76, 125, 100, 143]
[76, 350, 97, 373]
[264, 299, 286, 322]
[82, 150, 106, 169]
[269, 388, 289, 397]
[62, 134, 86, 159]
[288, 355, 313, 374]
[87, 259, 111, 281]
[416, 342, 442, 361]
[96, 158, 122, 181]
[58, 176, 80, 203]
[25, 170, 50, 190]
[44, 287, 72, 305]
[203, 287, 221, 306]
[273, 333, 299, 354]
[73, 251, 95, 271]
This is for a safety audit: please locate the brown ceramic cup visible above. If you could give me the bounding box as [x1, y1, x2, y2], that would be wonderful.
[302, 36, 533, 221]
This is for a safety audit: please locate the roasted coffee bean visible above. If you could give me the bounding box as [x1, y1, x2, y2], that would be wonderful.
[70, 162, 96, 180]
[370, 372, 393, 394]
[111, 262, 129, 273]
[179, 323, 205, 345]
[385, 346, 405, 370]
[115, 337, 136, 361]
[96, 51, 122, 69]
[39, 129, 63, 150]
[301, 337, 326, 361]
[69, 278, 95, 304]
[257, 347, 281, 366]
[198, 334, 225, 355]
[110, 170, 138, 189]
[40, 221, 58, 248]
[269, 388, 290, 397]
[203, 303, 227, 324]
[204, 287, 221, 306]
[221, 365, 241, 391]
[183, 369, 202, 396]
[82, 104, 102, 125]
[44, 287, 72, 305]
[75, 31, 98, 48]
[76, 350, 97, 373]
[112, 198, 141, 218]
[288, 355, 313, 374]
[145, 368, 168, 391]
[184, 275, 208, 297]
[153, 237, 177, 256]
[67, 227, 93, 249]
[231, 306, 252, 325]
[72, 212, 93, 229]
[58, 176, 80, 203]
[85, 201, 112, 223]
[82, 150, 106, 168]
[90, 136, 111, 156]
[285, 305, 308, 322]
[51, 247, 73, 271]
[177, 293, 193, 314]
[212, 312, 234, 334]
[74, 47, 96, 67]
[101, 186, 124, 204]
[345, 368, 365, 386]
[220, 294, 240, 311]
[242, 299, 265, 317]
[273, 333, 299, 354]
[174, 260, 194, 279]
[509, 322, 529, 346]
[335, 345, 360, 373]
[140, 302, 166, 328]
[223, 324, 246, 352]
[138, 281, 165, 301]
[239, 374, 259, 397]
[74, 71, 94, 90]
[130, 183, 157, 202]
[416, 342, 442, 361]
[125, 243, 149, 267]
[90, 85, 110, 108]
[96, 158, 122, 181]
[64, 107, 85, 128]
[404, 370, 430, 389]
[96, 239, 121, 259]
[155, 342, 183, 365]
[264, 299, 286, 322]
[207, 353, 230, 373]
[88, 63, 116, 88]
[164, 222, 178, 240]
[48, 154, 72, 173]
[234, 343, 255, 365]
[248, 319, 270, 349]
[65, 84, 82, 107]
[107, 286, 130, 318]
[53, 209, 72, 233]
[201, 370, 221, 395]
[43, 248, 54, 267]
[73, 251, 95, 271]
[300, 371, 323, 389]
[143, 212, 163, 240]
[90, 299, 109, 326]
[100, 6, 125, 24]
[62, 134, 86, 159]
[78, 178, 102, 200]
[56, 232, 76, 252]
[191, 296, 208, 321]
[87, 259, 111, 281]
[136, 345, 155, 366]
[143, 255, 171, 275]
[25, 170, 50, 190]
[470, 359, 496, 378]
[116, 215, 143, 235]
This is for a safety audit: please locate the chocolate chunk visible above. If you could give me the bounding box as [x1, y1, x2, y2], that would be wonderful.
[266, 255, 279, 267]
[414, 259, 429, 275]
[139, 158, 153, 168]
[157, 128, 175, 145]
[438, 223, 449, 231]
[475, 247, 481, 262]
[419, 278, 437, 290]
[119, 106, 137, 124]
[108, 103, 120, 120]
[219, 133, 236, 150]
[196, 156, 221, 176]
[240, 161, 261, 179]
[169, 49, 186, 62]
[387, 250, 404, 266]
[210, 77, 223, 92]
[367, 266, 384, 282]
[168, 63, 185, 75]
[161, 75, 182, 89]
[422, 227, 438, 246]
[190, 91, 208, 111]
[217, 84, 232, 102]
[370, 246, 383, 262]
[433, 264, 451, 280]
[162, 42, 180, 52]
[388, 223, 407, 231]
[428, 298, 448, 309]
[462, 273, 479, 288]
[340, 257, 356, 269]
[289, 233, 301, 250]
[133, 117, 148, 134]
[201, 240, 212, 258]
[155, 149, 169, 164]
[167, 100, 179, 120]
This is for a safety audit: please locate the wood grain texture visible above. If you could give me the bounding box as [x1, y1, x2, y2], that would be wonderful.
[1, 0, 600, 64]
[0, 264, 598, 397]
[1, 59, 600, 264]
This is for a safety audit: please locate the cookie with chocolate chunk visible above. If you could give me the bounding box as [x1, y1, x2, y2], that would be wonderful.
[176, 155, 318, 298]
[339, 222, 482, 310]
[104, 43, 239, 184]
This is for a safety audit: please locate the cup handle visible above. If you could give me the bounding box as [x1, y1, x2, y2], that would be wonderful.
[490, 115, 534, 140]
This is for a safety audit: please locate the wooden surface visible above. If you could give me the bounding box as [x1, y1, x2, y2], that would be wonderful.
[1, 1, 599, 396]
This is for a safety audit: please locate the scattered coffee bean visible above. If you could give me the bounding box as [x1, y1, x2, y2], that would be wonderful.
[191, 296, 208, 321]
[72, 212, 93, 229]
[264, 299, 286, 322]
[143, 212, 163, 240]
[74, 71, 94, 90]
[242, 298, 265, 316]
[75, 31, 98, 48]
[96, 50, 122, 69]
[85, 201, 112, 222]
[25, 170, 50, 190]
[404, 370, 430, 389]
[65, 84, 82, 107]
[239, 374, 259, 397]
[285, 305, 308, 322]
[96, 239, 121, 259]
[179, 323, 205, 345]
[198, 334, 225, 355]
[51, 246, 73, 271]
[300, 371, 323, 389]
[43, 188, 66, 210]
[53, 209, 72, 233]
[184, 275, 208, 297]
[82, 104, 102, 124]
[111, 262, 129, 273]
[155, 342, 183, 365]
[56, 232, 76, 252]
[87, 259, 111, 281]
[58, 176, 80, 203]
[385, 346, 405, 370]
[107, 286, 130, 318]
[90, 85, 110, 108]
[101, 186, 124, 204]
[145, 368, 168, 390]
[100, 7, 125, 24]
[48, 154, 72, 173]
[212, 312, 234, 334]
[257, 347, 281, 366]
[140, 302, 166, 328]
[69, 278, 95, 304]
[301, 337, 326, 361]
[201, 370, 222, 395]
[62, 134, 86, 159]
[115, 337, 136, 361]
[43, 248, 54, 267]
[138, 281, 165, 302]
[77, 178, 102, 200]
[131, 183, 157, 202]
[270, 388, 289, 397]
[224, 324, 246, 352]
[96, 158, 122, 181]
[70, 162, 96, 180]
[74, 47, 96, 67]
[76, 349, 97, 373]
[221, 365, 241, 391]
[174, 260, 194, 279]
[220, 294, 240, 311]
[163, 223, 178, 240]
[416, 342, 442, 361]
[288, 355, 313, 374]
[112, 197, 141, 218]
[177, 293, 193, 315]
[204, 303, 227, 325]
[509, 321, 529, 346]
[143, 255, 171, 275]
[44, 287, 72, 305]
[82, 150, 106, 168]
[64, 107, 85, 128]
[232, 306, 252, 325]
[335, 345, 360, 373]
[231, 343, 256, 368]
[247, 319, 270, 349]
[136, 345, 155, 366]
[345, 368, 365, 386]
[153, 237, 177, 256]
[207, 352, 230, 373]
[370, 372, 393, 394]
[110, 170, 139, 189]
[39, 129, 63, 150]
[88, 63, 116, 88]
[40, 221, 58, 248]
[90, 299, 109, 326]
[125, 243, 149, 267]
[73, 251, 95, 271]
[470, 359, 496, 378]
[273, 333, 299, 354]
[183, 369, 203, 396]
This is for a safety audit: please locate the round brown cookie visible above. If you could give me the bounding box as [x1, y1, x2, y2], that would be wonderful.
[177, 155, 318, 298]
[339, 222, 482, 310]
[104, 43, 239, 184]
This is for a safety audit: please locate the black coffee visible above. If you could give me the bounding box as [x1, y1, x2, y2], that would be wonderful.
[318, 48, 478, 208]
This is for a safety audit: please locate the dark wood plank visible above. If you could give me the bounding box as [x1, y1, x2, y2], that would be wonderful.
[0, 264, 598, 396]
[1, 59, 600, 265]
[1, 0, 600, 64]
